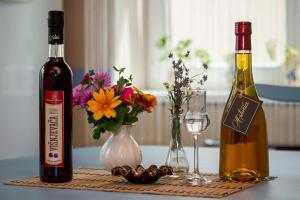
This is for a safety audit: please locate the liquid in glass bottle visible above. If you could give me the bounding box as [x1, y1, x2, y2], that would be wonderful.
[39, 11, 73, 183]
[219, 22, 269, 181]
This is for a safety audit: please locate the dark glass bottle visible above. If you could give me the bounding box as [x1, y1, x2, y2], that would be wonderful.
[39, 11, 73, 183]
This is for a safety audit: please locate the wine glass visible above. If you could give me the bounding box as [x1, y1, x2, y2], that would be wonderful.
[184, 89, 211, 185]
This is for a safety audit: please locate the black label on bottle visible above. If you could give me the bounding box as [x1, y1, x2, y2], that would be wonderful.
[48, 27, 63, 44]
[223, 93, 262, 135]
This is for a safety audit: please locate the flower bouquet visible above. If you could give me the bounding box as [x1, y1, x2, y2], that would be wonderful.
[73, 67, 157, 170]
[73, 67, 157, 139]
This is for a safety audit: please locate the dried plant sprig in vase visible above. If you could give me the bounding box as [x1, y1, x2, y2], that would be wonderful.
[164, 50, 208, 176]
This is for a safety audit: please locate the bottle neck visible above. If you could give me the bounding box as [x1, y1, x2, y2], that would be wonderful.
[234, 50, 255, 93]
[48, 25, 64, 58]
[48, 44, 64, 58]
[236, 34, 251, 51]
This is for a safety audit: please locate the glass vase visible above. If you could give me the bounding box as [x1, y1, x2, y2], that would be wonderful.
[165, 114, 189, 176]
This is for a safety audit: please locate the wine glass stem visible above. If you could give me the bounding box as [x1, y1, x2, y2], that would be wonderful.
[193, 134, 199, 174]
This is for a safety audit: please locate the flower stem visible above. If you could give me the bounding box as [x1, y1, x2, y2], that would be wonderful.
[171, 114, 181, 163]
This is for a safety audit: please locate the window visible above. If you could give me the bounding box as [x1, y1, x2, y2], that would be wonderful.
[74, 0, 291, 90]
[170, 0, 286, 67]
[148, 0, 288, 90]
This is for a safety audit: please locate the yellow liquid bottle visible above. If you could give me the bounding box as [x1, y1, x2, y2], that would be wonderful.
[219, 22, 269, 181]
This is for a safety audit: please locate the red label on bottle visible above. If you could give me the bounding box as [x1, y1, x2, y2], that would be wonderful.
[44, 91, 64, 167]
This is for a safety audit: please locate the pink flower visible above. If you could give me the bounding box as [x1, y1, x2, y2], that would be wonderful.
[72, 84, 84, 106]
[81, 72, 90, 84]
[121, 87, 135, 105]
[111, 84, 121, 94]
[80, 89, 93, 108]
[92, 72, 111, 90]
[72, 84, 93, 108]
[111, 84, 118, 90]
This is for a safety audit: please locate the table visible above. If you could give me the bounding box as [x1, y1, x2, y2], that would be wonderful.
[1, 146, 300, 200]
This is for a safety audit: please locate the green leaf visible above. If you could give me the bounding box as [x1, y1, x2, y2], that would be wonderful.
[119, 68, 125, 74]
[117, 76, 127, 88]
[156, 35, 169, 49]
[88, 70, 95, 76]
[104, 106, 127, 133]
[127, 115, 138, 124]
[176, 39, 192, 50]
[113, 66, 121, 72]
[87, 111, 95, 124]
[113, 66, 118, 72]
[174, 39, 192, 59]
[104, 121, 121, 133]
[123, 107, 140, 124]
[194, 49, 210, 65]
[160, 55, 169, 61]
[92, 127, 102, 140]
[113, 66, 125, 73]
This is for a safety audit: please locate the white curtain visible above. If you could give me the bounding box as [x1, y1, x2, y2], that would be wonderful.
[83, 0, 167, 89]
[73, 0, 168, 147]
[71, 0, 294, 147]
[82, 0, 288, 89]
[83, 0, 112, 72]
[170, 0, 287, 66]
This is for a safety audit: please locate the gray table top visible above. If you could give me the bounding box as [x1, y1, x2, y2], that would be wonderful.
[1, 145, 300, 200]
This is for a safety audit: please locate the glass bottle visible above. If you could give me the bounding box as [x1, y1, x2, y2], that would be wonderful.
[219, 22, 269, 181]
[39, 11, 73, 183]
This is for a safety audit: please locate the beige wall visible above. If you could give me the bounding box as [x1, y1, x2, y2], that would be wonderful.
[64, 0, 87, 147]
[0, 0, 63, 160]
[64, 0, 85, 69]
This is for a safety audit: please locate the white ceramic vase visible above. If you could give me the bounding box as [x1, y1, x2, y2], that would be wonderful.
[99, 125, 142, 171]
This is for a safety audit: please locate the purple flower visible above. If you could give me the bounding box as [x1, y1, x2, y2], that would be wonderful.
[72, 84, 93, 108]
[80, 88, 93, 108]
[72, 84, 84, 106]
[92, 72, 111, 90]
[81, 72, 90, 84]
[73, 71, 111, 109]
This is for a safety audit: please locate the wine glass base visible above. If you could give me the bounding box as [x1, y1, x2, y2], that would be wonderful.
[187, 173, 212, 186]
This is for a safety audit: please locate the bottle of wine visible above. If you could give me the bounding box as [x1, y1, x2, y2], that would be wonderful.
[39, 11, 73, 183]
[219, 22, 269, 181]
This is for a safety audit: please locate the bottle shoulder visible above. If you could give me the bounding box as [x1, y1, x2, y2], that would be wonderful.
[40, 58, 72, 76]
[226, 84, 260, 103]
[222, 84, 264, 117]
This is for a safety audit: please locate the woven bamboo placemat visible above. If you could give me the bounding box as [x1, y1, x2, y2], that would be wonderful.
[5, 168, 275, 198]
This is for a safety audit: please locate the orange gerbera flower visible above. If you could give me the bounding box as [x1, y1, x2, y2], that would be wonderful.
[87, 88, 122, 120]
[144, 94, 157, 112]
[133, 87, 157, 113]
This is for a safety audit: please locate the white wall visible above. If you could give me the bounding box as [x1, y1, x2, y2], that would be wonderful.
[0, 0, 63, 159]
